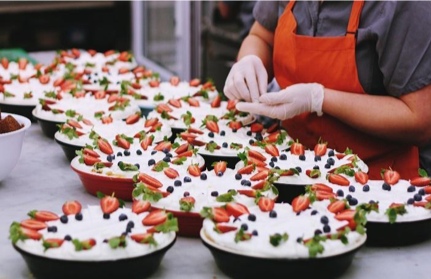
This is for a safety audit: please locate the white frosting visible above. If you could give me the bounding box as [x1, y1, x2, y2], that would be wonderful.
[15, 206, 175, 261]
[202, 203, 365, 259]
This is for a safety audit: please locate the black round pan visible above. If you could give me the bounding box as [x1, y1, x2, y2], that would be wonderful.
[201, 230, 365, 279]
[0, 103, 35, 122]
[55, 137, 82, 161]
[366, 218, 431, 246]
[200, 153, 240, 170]
[13, 237, 176, 279]
[273, 182, 307, 204]
[32, 112, 63, 138]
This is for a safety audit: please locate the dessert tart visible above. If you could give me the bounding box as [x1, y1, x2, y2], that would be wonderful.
[133, 161, 278, 237]
[201, 202, 366, 278]
[71, 137, 205, 200]
[55, 113, 172, 161]
[10, 198, 177, 279]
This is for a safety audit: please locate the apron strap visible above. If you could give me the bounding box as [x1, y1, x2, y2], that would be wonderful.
[346, 1, 365, 37]
[287, 0, 296, 11]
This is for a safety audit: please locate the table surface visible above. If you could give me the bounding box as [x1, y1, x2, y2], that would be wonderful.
[1, 125, 430, 279]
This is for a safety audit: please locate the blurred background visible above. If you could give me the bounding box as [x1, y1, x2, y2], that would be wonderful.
[0, 1, 256, 90]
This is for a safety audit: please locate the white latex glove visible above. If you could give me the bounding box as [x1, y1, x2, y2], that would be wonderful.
[223, 55, 268, 102]
[236, 83, 325, 120]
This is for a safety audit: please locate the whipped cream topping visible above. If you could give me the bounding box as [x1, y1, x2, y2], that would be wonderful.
[15, 206, 175, 261]
[202, 203, 365, 259]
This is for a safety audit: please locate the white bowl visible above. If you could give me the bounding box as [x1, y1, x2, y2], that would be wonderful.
[0, 112, 31, 182]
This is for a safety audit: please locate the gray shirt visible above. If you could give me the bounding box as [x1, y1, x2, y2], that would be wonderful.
[253, 1, 431, 173]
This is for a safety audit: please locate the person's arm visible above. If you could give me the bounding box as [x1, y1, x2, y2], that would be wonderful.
[323, 85, 431, 146]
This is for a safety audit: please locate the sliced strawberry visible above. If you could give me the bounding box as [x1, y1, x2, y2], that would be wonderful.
[175, 143, 189, 154]
[84, 154, 101, 166]
[229, 121, 242, 130]
[258, 197, 275, 212]
[131, 233, 154, 243]
[265, 144, 279, 157]
[44, 238, 64, 249]
[327, 200, 347, 214]
[211, 207, 230, 222]
[170, 76, 180, 86]
[247, 157, 267, 167]
[83, 148, 100, 158]
[266, 123, 279, 133]
[187, 127, 204, 135]
[226, 203, 249, 217]
[328, 174, 350, 186]
[71, 48, 80, 57]
[314, 142, 327, 156]
[132, 200, 151, 214]
[290, 141, 305, 155]
[164, 168, 179, 179]
[82, 118, 93, 126]
[34, 63, 43, 70]
[205, 120, 219, 133]
[355, 171, 369, 185]
[248, 150, 267, 162]
[39, 75, 50, 84]
[118, 67, 130, 74]
[98, 139, 114, 155]
[154, 141, 171, 152]
[67, 119, 82, 129]
[142, 210, 167, 226]
[316, 191, 336, 201]
[382, 168, 400, 185]
[104, 50, 115, 56]
[181, 132, 197, 140]
[148, 122, 164, 132]
[250, 170, 268, 181]
[116, 136, 131, 150]
[100, 196, 120, 214]
[189, 78, 200, 87]
[139, 173, 163, 188]
[335, 210, 356, 229]
[138, 137, 151, 151]
[213, 161, 227, 175]
[410, 177, 431, 187]
[1, 57, 9, 69]
[211, 95, 221, 108]
[21, 227, 42, 241]
[424, 186, 431, 194]
[176, 150, 194, 158]
[237, 164, 254, 175]
[226, 99, 238, 110]
[168, 98, 182, 108]
[102, 115, 113, 124]
[62, 201, 82, 215]
[21, 219, 47, 231]
[94, 90, 106, 99]
[215, 224, 237, 233]
[188, 165, 201, 177]
[310, 183, 333, 193]
[18, 58, 28, 70]
[237, 189, 256, 198]
[33, 211, 59, 222]
[80, 239, 96, 250]
[265, 131, 282, 143]
[250, 123, 264, 133]
[149, 80, 160, 87]
[292, 196, 310, 213]
[107, 94, 119, 103]
[413, 201, 429, 208]
[145, 118, 159, 128]
[156, 103, 173, 113]
[187, 97, 200, 107]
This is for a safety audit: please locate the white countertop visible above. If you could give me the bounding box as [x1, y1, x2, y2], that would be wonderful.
[0, 124, 430, 279]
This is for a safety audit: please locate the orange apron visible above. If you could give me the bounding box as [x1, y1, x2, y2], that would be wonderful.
[273, 0, 418, 179]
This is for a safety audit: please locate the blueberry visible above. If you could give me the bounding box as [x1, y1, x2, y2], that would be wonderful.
[382, 183, 391, 191]
[337, 189, 344, 197]
[269, 162, 275, 168]
[162, 148, 169, 154]
[218, 171, 223, 177]
[363, 185, 370, 192]
[314, 229, 322, 236]
[163, 156, 171, 162]
[184, 176, 192, 183]
[208, 132, 214, 138]
[75, 212, 83, 221]
[245, 180, 252, 187]
[407, 186, 416, 192]
[311, 210, 318, 215]
[235, 174, 242, 180]
[269, 210, 277, 218]
[325, 164, 331, 169]
[327, 158, 335, 166]
[246, 131, 252, 136]
[320, 216, 329, 224]
[103, 213, 110, 219]
[328, 150, 335, 157]
[107, 155, 113, 162]
[124, 150, 130, 156]
[64, 235, 72, 241]
[174, 180, 182, 187]
[299, 155, 306, 161]
[274, 166, 280, 170]
[296, 237, 303, 243]
[127, 221, 135, 229]
[349, 198, 358, 206]
[60, 215, 68, 224]
[135, 164, 140, 169]
[209, 140, 215, 144]
[296, 166, 302, 173]
[414, 194, 422, 201]
[126, 227, 132, 233]
[184, 191, 190, 197]
[222, 142, 228, 148]
[419, 189, 425, 195]
[369, 200, 376, 204]
[117, 152, 123, 157]
[166, 153, 173, 158]
[119, 214, 128, 221]
[166, 186, 174, 193]
[47, 226, 57, 233]
[211, 191, 218, 197]
[148, 159, 155, 166]
[151, 151, 157, 155]
[271, 157, 278, 162]
[200, 173, 207, 180]
[136, 150, 142, 155]
[346, 194, 352, 201]
[241, 179, 247, 185]
[313, 165, 319, 170]
[252, 230, 258, 236]
[220, 131, 226, 136]
[232, 129, 237, 133]
[248, 214, 256, 221]
[296, 212, 301, 216]
[241, 224, 248, 231]
[249, 139, 255, 145]
[228, 189, 235, 193]
[323, 225, 331, 233]
[280, 154, 287, 160]
[255, 133, 263, 141]
[407, 198, 414, 204]
[314, 156, 321, 162]
[349, 186, 355, 192]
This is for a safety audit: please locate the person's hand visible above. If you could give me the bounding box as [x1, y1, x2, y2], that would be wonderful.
[224, 55, 268, 102]
[236, 83, 325, 120]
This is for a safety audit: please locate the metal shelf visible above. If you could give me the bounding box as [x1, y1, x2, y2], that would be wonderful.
[0, 1, 114, 14]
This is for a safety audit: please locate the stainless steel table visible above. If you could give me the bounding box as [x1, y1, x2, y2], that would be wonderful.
[0, 124, 429, 279]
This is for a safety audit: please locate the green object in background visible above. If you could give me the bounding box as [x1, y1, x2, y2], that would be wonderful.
[0, 48, 38, 64]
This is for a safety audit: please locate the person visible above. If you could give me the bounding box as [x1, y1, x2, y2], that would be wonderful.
[224, 1, 431, 179]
